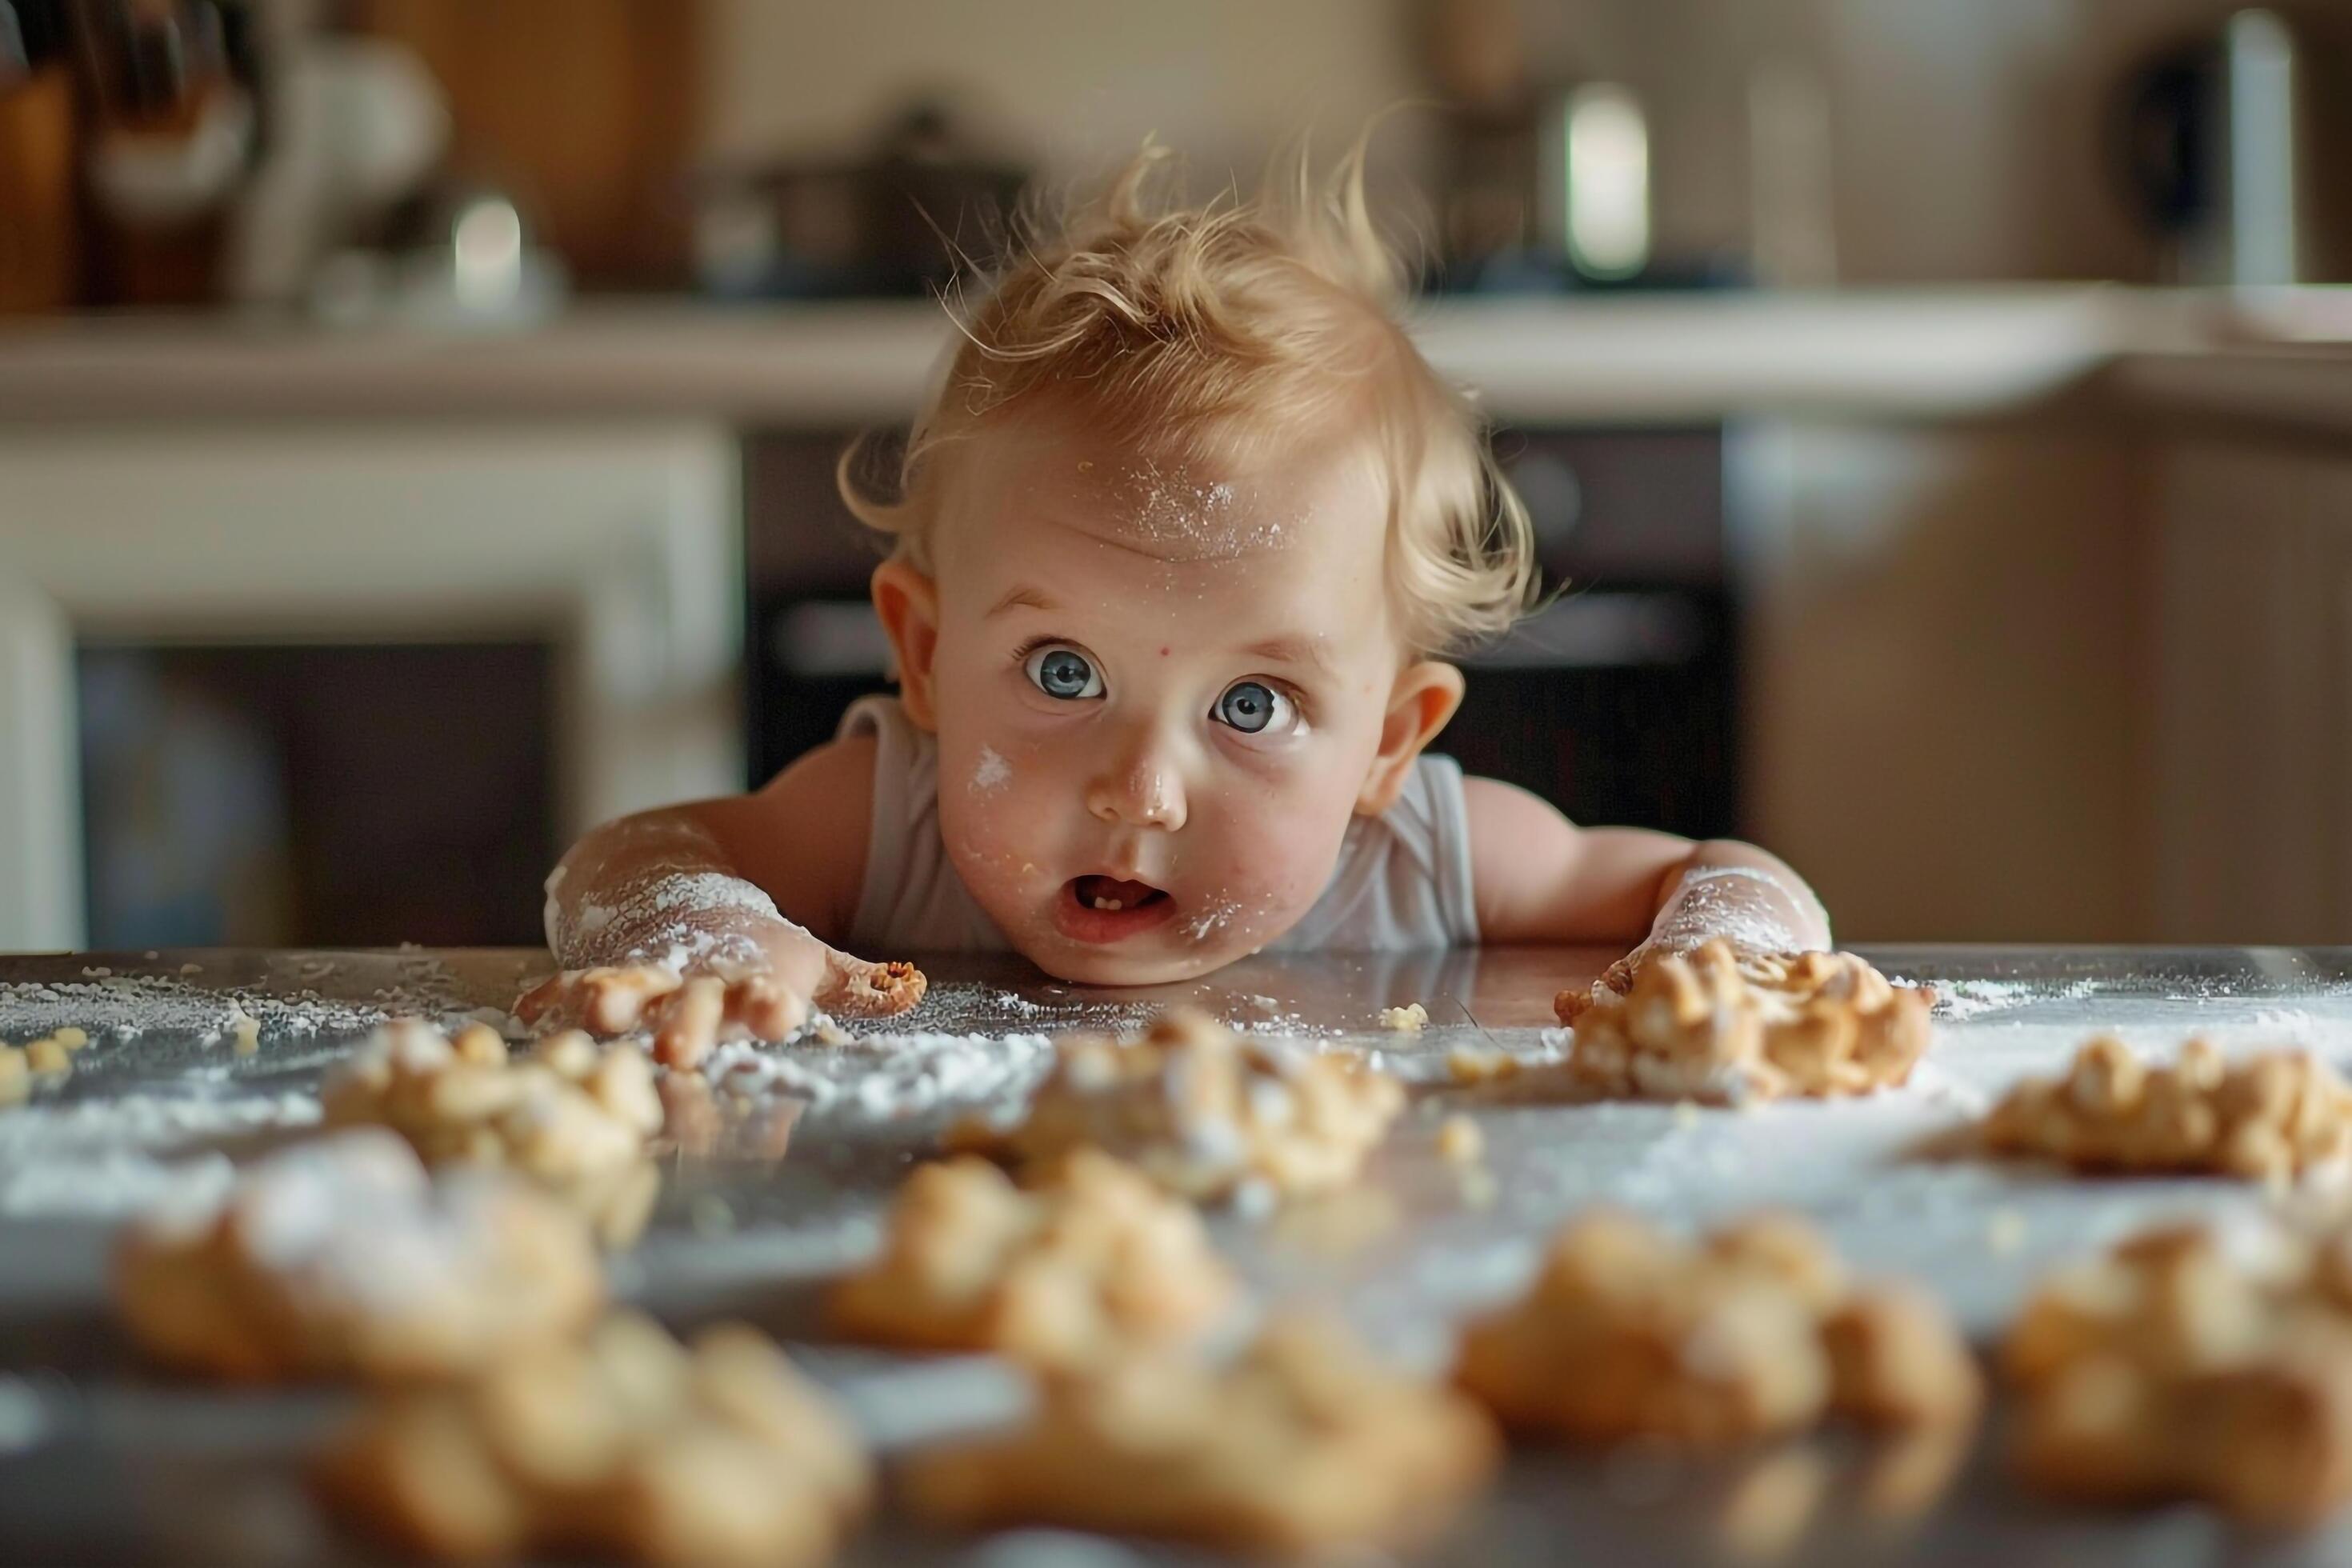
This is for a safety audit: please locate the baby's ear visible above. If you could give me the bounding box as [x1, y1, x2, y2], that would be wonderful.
[870, 558, 943, 730]
[1357, 660, 1465, 815]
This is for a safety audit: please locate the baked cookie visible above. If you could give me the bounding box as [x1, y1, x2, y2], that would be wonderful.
[1456, 1208, 1979, 1446]
[829, 1150, 1235, 1366]
[2005, 1221, 2352, 1525]
[902, 1316, 1498, 1555]
[323, 1020, 664, 1247]
[975, 1009, 1405, 1202]
[1555, 942, 1932, 1105]
[1982, 1037, 2352, 1184]
[115, 1130, 601, 1383]
[515, 957, 927, 1070]
[318, 1311, 871, 1567]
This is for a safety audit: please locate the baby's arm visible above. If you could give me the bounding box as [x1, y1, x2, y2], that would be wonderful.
[533, 737, 916, 1033]
[1463, 777, 1830, 984]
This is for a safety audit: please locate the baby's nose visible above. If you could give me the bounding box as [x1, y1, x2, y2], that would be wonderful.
[1086, 739, 1187, 831]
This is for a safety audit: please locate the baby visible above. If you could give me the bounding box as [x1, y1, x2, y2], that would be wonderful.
[538, 143, 1829, 1031]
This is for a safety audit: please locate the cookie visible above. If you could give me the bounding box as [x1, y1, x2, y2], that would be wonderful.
[323, 1020, 663, 1246]
[830, 1150, 1235, 1366]
[2005, 1221, 2352, 1524]
[318, 1311, 870, 1566]
[1555, 942, 1932, 1105]
[902, 1316, 1498, 1554]
[114, 1129, 602, 1383]
[975, 1009, 1404, 1203]
[1456, 1208, 1978, 1446]
[1983, 1037, 2352, 1184]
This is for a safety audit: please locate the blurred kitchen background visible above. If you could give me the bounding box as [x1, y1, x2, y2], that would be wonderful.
[2, 0, 2350, 954]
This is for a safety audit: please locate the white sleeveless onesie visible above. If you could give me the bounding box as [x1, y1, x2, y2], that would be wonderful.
[837, 695, 1479, 953]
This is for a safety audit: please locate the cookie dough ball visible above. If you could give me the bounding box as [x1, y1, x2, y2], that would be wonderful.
[115, 1130, 602, 1383]
[318, 1313, 871, 1566]
[830, 1151, 1236, 1366]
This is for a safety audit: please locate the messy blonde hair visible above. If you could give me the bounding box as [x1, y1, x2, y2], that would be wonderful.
[839, 135, 1541, 655]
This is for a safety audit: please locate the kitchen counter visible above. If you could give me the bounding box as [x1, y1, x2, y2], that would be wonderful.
[7, 286, 2337, 429]
[4, 943, 2352, 1564]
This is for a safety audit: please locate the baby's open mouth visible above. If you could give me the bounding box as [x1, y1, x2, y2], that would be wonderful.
[1055, 875, 1178, 943]
[1070, 875, 1168, 914]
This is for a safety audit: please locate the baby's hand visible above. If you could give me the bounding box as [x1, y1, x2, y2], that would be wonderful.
[1567, 862, 1827, 1014]
[516, 925, 926, 1071]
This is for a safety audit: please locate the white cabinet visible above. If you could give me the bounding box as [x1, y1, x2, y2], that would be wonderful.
[0, 424, 742, 949]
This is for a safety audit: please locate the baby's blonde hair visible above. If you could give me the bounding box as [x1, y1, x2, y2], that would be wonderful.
[839, 136, 1541, 655]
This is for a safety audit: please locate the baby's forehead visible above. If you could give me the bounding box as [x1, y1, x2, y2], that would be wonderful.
[949, 409, 1387, 568]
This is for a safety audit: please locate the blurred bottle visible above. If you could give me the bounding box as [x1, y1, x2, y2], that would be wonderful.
[77, 0, 259, 304]
[0, 0, 78, 310]
[1423, 0, 1671, 291]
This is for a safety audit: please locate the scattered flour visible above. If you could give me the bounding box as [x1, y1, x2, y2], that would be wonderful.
[0, 1090, 322, 1218]
[0, 971, 474, 1047]
[1906, 976, 2097, 1023]
[0, 1150, 238, 1218]
[970, 747, 1012, 795]
[702, 1030, 1056, 1120]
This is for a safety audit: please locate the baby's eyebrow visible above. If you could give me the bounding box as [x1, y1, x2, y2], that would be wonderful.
[1240, 634, 1333, 673]
[986, 585, 1058, 618]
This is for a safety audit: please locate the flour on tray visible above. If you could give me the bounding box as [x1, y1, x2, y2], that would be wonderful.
[0, 1090, 322, 1218]
[1894, 976, 2097, 1023]
[702, 1030, 1056, 1121]
[0, 969, 487, 1047]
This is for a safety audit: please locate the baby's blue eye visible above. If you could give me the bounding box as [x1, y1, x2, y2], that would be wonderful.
[1024, 646, 1104, 700]
[1214, 680, 1284, 734]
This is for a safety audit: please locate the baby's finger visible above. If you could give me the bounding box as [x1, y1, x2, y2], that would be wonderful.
[577, 966, 684, 1035]
[650, 975, 726, 1070]
[725, 973, 809, 1042]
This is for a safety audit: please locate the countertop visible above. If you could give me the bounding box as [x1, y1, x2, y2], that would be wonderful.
[5, 287, 2349, 430]
[5, 943, 2352, 1565]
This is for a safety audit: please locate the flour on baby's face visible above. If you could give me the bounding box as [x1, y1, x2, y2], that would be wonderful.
[970, 747, 1012, 795]
[1114, 459, 1298, 565]
[918, 410, 1414, 986]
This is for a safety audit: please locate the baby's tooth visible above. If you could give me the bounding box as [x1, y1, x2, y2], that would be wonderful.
[1106, 899, 1123, 911]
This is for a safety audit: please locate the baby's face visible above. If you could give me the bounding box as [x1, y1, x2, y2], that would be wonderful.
[919, 411, 1410, 985]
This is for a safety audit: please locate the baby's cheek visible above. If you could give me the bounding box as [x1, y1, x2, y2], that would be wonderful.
[1182, 801, 1344, 939]
[940, 754, 1065, 908]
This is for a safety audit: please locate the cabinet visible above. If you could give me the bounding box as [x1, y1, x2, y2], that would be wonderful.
[2151, 438, 2352, 943]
